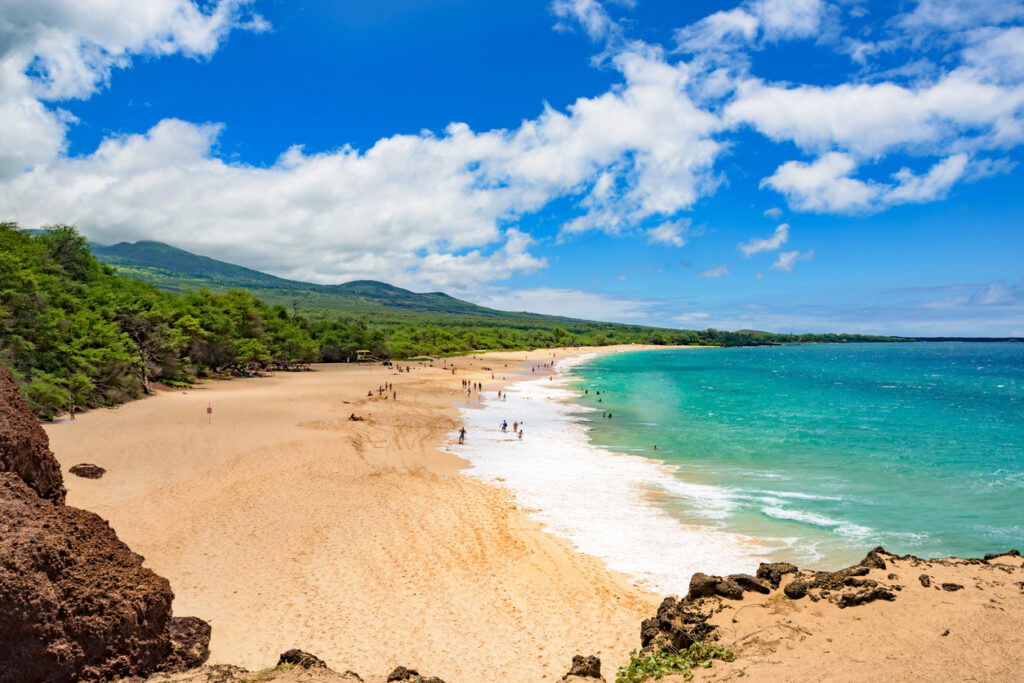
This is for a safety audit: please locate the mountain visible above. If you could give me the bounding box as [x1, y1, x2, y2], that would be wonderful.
[91, 240, 605, 326]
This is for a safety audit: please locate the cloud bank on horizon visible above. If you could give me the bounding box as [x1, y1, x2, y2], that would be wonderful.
[0, 0, 1022, 334]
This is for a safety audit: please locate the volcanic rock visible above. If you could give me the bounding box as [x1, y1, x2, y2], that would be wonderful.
[69, 463, 106, 479]
[756, 561, 798, 589]
[562, 654, 603, 679]
[277, 650, 327, 669]
[386, 666, 445, 683]
[0, 364, 65, 503]
[0, 472, 179, 682]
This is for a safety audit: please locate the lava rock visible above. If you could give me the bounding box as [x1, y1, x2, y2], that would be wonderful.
[784, 580, 810, 600]
[860, 546, 889, 570]
[69, 463, 106, 479]
[0, 472, 177, 682]
[277, 650, 327, 669]
[562, 654, 602, 679]
[838, 587, 897, 608]
[687, 572, 721, 600]
[984, 549, 1021, 561]
[919, 574, 931, 588]
[728, 573, 771, 594]
[0, 364, 65, 503]
[163, 617, 213, 673]
[387, 666, 445, 683]
[942, 583, 964, 592]
[756, 562, 798, 589]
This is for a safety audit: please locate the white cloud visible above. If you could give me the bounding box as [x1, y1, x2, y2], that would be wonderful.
[674, 311, 711, 325]
[475, 286, 655, 321]
[761, 153, 879, 212]
[762, 206, 783, 218]
[674, 0, 826, 54]
[885, 153, 969, 204]
[771, 249, 814, 273]
[726, 72, 1024, 159]
[646, 219, 690, 247]
[762, 153, 972, 213]
[0, 0, 266, 179]
[698, 264, 730, 278]
[738, 222, 789, 256]
[551, 0, 621, 42]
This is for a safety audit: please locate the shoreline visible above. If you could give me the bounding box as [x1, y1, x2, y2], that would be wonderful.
[46, 345, 667, 681]
[447, 345, 769, 595]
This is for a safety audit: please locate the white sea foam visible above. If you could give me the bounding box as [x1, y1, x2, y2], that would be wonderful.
[761, 505, 874, 540]
[447, 358, 768, 595]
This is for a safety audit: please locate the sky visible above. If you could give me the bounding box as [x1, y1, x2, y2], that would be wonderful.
[1, 0, 1023, 336]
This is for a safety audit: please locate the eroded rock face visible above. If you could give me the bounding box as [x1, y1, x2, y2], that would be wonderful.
[0, 472, 175, 682]
[0, 364, 65, 503]
[386, 666, 445, 683]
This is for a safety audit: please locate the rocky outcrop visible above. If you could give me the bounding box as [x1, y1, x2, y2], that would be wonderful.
[278, 650, 328, 670]
[0, 472, 175, 682]
[0, 362, 209, 683]
[0, 364, 65, 503]
[69, 463, 106, 479]
[562, 654, 603, 680]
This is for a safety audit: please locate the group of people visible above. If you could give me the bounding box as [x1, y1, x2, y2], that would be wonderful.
[499, 419, 524, 439]
[368, 382, 396, 399]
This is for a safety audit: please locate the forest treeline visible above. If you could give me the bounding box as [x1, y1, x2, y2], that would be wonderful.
[1, 223, 902, 417]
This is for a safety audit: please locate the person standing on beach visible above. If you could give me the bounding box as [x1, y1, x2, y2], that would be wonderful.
[513, 421, 518, 432]
[518, 429, 523, 440]
[459, 427, 466, 444]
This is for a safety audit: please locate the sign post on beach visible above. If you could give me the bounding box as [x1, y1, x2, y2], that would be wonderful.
[207, 402, 212, 424]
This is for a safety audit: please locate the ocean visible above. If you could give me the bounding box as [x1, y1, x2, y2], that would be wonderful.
[451, 343, 1023, 595]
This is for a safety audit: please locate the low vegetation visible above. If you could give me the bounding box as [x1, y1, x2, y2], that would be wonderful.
[616, 643, 736, 683]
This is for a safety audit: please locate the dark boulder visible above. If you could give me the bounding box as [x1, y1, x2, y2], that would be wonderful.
[941, 583, 964, 592]
[686, 572, 721, 600]
[727, 573, 770, 594]
[163, 617, 214, 672]
[983, 549, 1021, 561]
[387, 666, 445, 683]
[277, 649, 328, 669]
[919, 574, 931, 588]
[69, 463, 106, 479]
[784, 579, 809, 600]
[755, 562, 798, 589]
[0, 365, 65, 503]
[837, 587, 897, 608]
[562, 654, 602, 679]
[859, 547, 889, 570]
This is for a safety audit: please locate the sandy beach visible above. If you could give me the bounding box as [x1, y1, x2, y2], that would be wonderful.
[47, 346, 665, 682]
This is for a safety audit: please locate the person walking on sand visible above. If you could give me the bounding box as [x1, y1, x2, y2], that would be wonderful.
[69, 405, 76, 421]
[458, 427, 466, 444]
[518, 429, 523, 440]
[513, 421, 518, 432]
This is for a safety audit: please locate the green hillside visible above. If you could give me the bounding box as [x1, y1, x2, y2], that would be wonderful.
[93, 240, 588, 324]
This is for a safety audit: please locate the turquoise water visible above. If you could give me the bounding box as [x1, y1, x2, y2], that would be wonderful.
[569, 343, 1024, 568]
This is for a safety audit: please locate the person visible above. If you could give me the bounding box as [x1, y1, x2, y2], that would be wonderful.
[458, 427, 466, 444]
[501, 420, 507, 432]
[513, 421, 518, 432]
[517, 429, 523, 440]
[69, 405, 76, 421]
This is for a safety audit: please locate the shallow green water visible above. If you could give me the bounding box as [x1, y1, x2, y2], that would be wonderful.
[569, 343, 1023, 567]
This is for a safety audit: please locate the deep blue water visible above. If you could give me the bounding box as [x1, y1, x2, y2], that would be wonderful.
[569, 343, 1024, 567]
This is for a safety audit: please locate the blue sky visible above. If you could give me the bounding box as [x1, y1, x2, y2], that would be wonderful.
[1, 0, 1022, 335]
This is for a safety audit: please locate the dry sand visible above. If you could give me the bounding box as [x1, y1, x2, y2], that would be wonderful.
[47, 346, 663, 682]
[682, 552, 1024, 682]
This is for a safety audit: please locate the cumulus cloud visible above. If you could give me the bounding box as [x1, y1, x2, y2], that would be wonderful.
[0, 0, 267, 178]
[674, 0, 827, 54]
[762, 153, 973, 213]
[738, 222, 789, 256]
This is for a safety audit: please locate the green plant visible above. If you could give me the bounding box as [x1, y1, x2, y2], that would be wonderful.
[616, 642, 736, 683]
